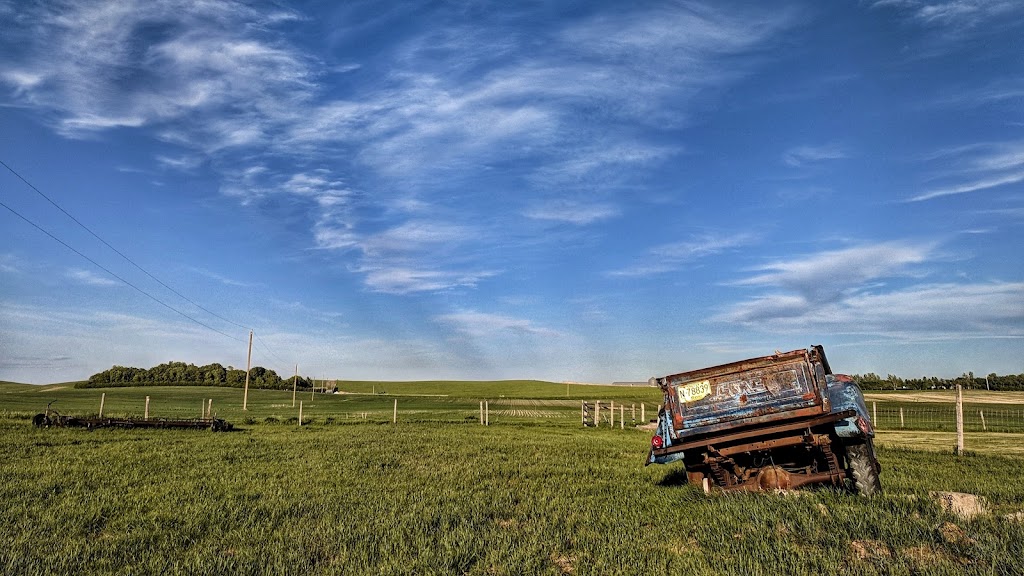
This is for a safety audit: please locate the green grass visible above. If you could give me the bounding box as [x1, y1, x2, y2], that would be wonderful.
[3, 384, 1024, 574]
[2, 418, 1023, 575]
[0, 381, 661, 426]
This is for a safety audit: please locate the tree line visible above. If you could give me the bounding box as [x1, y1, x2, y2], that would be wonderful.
[850, 371, 1024, 391]
[76, 361, 319, 391]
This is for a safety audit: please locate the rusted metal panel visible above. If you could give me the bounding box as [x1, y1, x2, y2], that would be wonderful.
[646, 346, 881, 495]
[651, 409, 856, 457]
[659, 349, 828, 438]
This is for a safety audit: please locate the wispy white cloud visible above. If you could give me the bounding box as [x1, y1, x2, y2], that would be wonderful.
[359, 267, 498, 295]
[187, 267, 253, 288]
[0, 253, 21, 274]
[782, 144, 848, 167]
[523, 200, 619, 225]
[359, 221, 473, 257]
[711, 240, 1023, 342]
[156, 154, 202, 171]
[0, 0, 311, 142]
[315, 219, 501, 294]
[910, 141, 1024, 201]
[434, 310, 558, 338]
[67, 268, 119, 287]
[608, 233, 757, 278]
[1, 1, 796, 298]
[733, 241, 935, 303]
[912, 171, 1024, 201]
[932, 79, 1024, 110]
[717, 281, 1024, 339]
[872, 0, 1023, 28]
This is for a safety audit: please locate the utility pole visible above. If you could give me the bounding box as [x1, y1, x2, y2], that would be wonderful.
[292, 364, 298, 408]
[243, 329, 253, 411]
[955, 383, 965, 455]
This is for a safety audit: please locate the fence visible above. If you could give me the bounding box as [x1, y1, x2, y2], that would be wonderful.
[871, 404, 1024, 434]
[582, 401, 650, 429]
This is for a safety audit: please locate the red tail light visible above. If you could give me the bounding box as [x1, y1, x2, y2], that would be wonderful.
[856, 416, 873, 435]
[651, 435, 664, 449]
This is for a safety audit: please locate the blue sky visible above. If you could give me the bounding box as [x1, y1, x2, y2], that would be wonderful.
[1, 0, 1022, 384]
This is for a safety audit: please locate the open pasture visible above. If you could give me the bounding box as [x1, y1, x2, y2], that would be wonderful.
[864, 390, 1024, 406]
[2, 383, 1024, 574]
[2, 417, 1024, 575]
[0, 380, 661, 425]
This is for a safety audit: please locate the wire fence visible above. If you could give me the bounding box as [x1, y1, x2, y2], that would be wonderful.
[871, 404, 1024, 434]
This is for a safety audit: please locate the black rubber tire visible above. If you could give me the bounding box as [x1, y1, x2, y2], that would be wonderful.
[847, 440, 882, 497]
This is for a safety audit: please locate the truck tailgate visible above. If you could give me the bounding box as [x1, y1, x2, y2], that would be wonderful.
[664, 350, 825, 435]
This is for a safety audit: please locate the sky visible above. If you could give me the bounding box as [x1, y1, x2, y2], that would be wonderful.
[1, 0, 1023, 384]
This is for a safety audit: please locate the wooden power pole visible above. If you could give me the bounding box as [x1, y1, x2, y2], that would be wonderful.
[243, 329, 253, 411]
[955, 383, 965, 455]
[292, 364, 298, 408]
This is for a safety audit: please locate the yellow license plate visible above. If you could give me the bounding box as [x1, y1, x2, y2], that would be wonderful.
[678, 379, 712, 403]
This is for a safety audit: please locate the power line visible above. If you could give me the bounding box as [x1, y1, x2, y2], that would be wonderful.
[254, 332, 292, 374]
[2, 157, 300, 368]
[0, 158, 249, 331]
[0, 199, 245, 344]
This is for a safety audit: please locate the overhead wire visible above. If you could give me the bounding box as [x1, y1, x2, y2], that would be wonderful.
[1, 158, 250, 331]
[2, 158, 301, 373]
[0, 199, 245, 344]
[254, 332, 292, 373]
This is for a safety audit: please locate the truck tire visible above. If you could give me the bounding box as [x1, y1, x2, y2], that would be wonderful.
[846, 440, 882, 497]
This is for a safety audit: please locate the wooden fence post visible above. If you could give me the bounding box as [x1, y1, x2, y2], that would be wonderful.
[208, 399, 212, 418]
[873, 402, 877, 426]
[485, 401, 489, 426]
[955, 384, 964, 455]
[610, 401, 615, 428]
[393, 399, 397, 424]
[899, 407, 904, 428]
[980, 410, 986, 431]
[641, 403, 646, 423]
[299, 401, 303, 426]
[144, 396, 150, 420]
[620, 405, 624, 430]
[581, 401, 585, 426]
[631, 404, 636, 426]
[480, 401, 484, 425]
[99, 393, 105, 418]
[596, 402, 601, 426]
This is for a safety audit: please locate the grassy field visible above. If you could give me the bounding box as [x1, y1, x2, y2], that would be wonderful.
[3, 383, 1024, 574]
[0, 380, 661, 424]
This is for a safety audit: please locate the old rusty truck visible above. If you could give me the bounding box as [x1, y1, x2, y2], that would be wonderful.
[646, 346, 881, 495]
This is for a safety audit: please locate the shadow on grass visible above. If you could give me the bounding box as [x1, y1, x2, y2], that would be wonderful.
[657, 467, 691, 487]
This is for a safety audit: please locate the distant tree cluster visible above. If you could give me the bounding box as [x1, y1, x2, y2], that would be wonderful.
[77, 361, 314, 390]
[851, 371, 1024, 391]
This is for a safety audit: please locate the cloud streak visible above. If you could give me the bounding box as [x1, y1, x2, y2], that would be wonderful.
[713, 241, 1024, 342]
[910, 141, 1024, 201]
[718, 281, 1024, 339]
[435, 310, 558, 338]
[608, 233, 757, 278]
[1, 2, 795, 296]
[782, 144, 848, 167]
[872, 0, 1023, 28]
[733, 242, 935, 303]
[67, 268, 119, 287]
